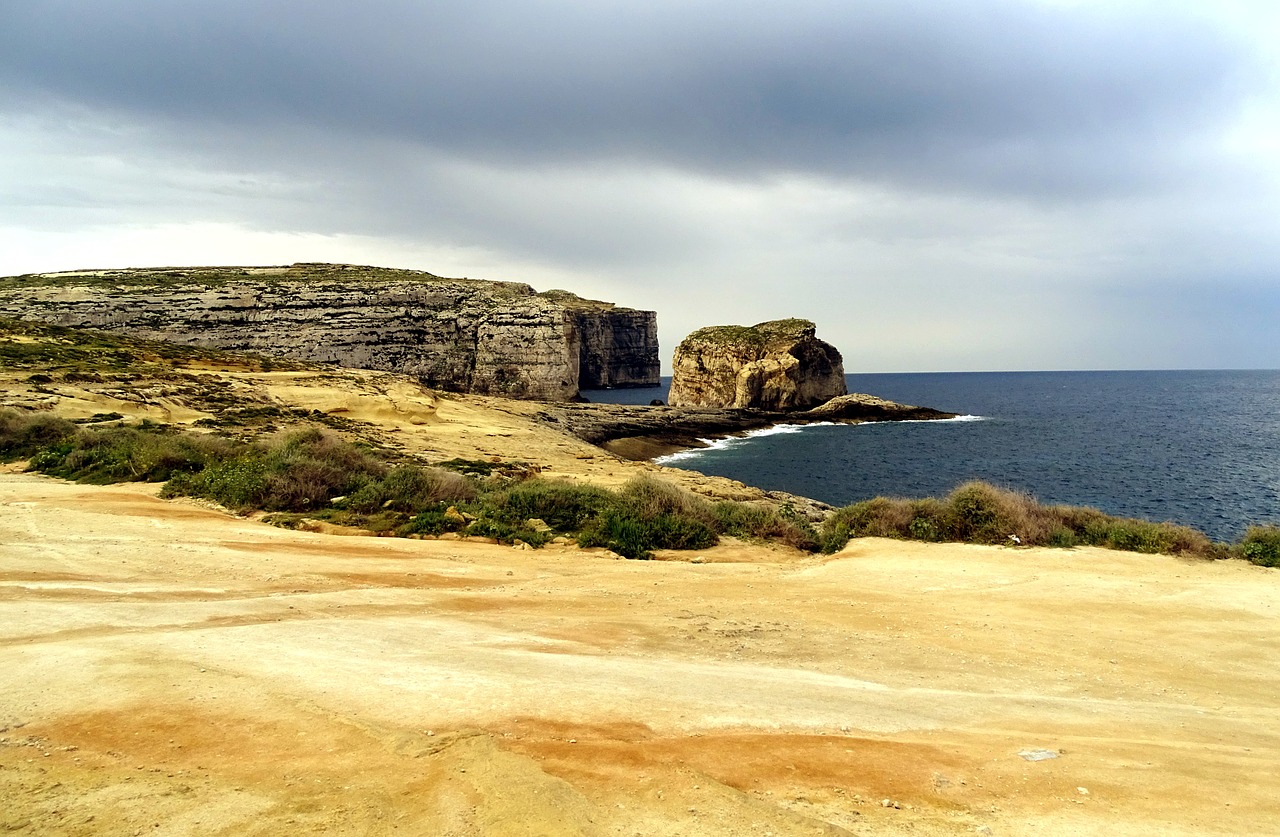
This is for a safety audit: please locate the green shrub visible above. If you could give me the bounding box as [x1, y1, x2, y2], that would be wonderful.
[818, 481, 1220, 559]
[1046, 526, 1078, 548]
[344, 465, 476, 513]
[908, 514, 940, 541]
[464, 517, 549, 547]
[482, 479, 612, 532]
[1239, 525, 1280, 567]
[162, 428, 385, 511]
[401, 505, 467, 536]
[712, 501, 818, 551]
[616, 474, 718, 527]
[945, 482, 1013, 543]
[578, 508, 717, 559]
[1064, 515, 1212, 556]
[571, 476, 719, 559]
[0, 409, 78, 461]
[1094, 520, 1166, 553]
[29, 423, 228, 484]
[819, 496, 920, 552]
[164, 454, 271, 509]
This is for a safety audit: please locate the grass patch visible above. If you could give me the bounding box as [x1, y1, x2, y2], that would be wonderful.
[32, 424, 231, 485]
[576, 475, 719, 559]
[0, 317, 305, 374]
[1239, 525, 1280, 568]
[0, 409, 78, 461]
[819, 480, 1222, 560]
[162, 427, 386, 512]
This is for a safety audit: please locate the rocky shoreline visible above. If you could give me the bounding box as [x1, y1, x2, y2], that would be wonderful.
[537, 393, 958, 461]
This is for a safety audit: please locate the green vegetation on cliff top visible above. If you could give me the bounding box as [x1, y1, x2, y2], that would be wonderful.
[0, 264, 616, 309]
[680, 318, 815, 349]
[0, 316, 307, 373]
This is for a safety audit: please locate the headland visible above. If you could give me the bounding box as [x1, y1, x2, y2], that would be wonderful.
[2, 283, 1277, 836]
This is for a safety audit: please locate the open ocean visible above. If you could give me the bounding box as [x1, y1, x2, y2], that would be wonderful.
[581, 370, 1280, 542]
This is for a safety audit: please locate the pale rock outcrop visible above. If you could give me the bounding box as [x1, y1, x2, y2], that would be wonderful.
[0, 263, 659, 401]
[668, 318, 846, 410]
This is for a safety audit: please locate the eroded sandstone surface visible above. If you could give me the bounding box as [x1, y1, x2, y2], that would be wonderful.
[669, 318, 847, 410]
[0, 263, 659, 400]
[3, 474, 1278, 837]
[2, 321, 1278, 835]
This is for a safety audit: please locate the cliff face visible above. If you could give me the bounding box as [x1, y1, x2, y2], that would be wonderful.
[0, 264, 659, 400]
[668, 318, 846, 410]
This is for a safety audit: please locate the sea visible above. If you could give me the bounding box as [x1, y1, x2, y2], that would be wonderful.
[581, 371, 1280, 542]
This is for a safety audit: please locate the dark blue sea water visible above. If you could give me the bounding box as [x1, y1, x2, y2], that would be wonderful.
[581, 371, 1280, 542]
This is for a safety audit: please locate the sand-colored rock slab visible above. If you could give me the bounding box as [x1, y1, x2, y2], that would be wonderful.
[2, 473, 1278, 835]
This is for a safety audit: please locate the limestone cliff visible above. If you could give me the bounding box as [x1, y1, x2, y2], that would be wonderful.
[668, 318, 846, 410]
[0, 264, 659, 400]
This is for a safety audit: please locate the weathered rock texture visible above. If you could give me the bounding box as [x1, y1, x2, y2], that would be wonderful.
[668, 318, 846, 410]
[0, 264, 659, 400]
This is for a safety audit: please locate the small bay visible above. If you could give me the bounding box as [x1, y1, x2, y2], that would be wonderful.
[583, 370, 1280, 541]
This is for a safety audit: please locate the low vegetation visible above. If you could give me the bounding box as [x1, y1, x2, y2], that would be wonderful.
[0, 264, 458, 293]
[1239, 525, 1280, 568]
[0, 409, 809, 559]
[1, 407, 1275, 566]
[0, 316, 304, 373]
[816, 480, 1226, 560]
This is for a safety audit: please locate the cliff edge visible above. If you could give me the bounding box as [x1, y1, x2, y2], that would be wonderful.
[0, 263, 659, 400]
[668, 318, 846, 410]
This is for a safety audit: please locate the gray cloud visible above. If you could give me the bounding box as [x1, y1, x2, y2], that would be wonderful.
[0, 1, 1257, 197]
[1, 1, 1277, 371]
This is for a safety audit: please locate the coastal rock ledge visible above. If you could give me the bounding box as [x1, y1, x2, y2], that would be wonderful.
[668, 318, 846, 410]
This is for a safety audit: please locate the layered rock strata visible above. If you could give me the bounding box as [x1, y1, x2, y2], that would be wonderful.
[0, 264, 659, 400]
[668, 318, 846, 410]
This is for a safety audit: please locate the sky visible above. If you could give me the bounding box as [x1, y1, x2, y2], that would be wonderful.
[2, 1, 1278, 373]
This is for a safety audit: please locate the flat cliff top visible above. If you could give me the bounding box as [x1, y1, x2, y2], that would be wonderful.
[679, 317, 818, 350]
[0, 262, 628, 310]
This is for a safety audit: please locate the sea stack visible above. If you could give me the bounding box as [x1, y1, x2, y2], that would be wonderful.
[668, 318, 847, 410]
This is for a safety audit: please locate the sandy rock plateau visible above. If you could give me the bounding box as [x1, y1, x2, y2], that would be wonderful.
[1, 320, 1278, 836]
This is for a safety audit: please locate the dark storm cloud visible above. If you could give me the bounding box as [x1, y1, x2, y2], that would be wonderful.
[0, 0, 1255, 199]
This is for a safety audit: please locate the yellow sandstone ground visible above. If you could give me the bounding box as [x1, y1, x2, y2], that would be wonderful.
[1, 360, 1279, 835]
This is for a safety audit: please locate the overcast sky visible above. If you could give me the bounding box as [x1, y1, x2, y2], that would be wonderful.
[3, 1, 1278, 372]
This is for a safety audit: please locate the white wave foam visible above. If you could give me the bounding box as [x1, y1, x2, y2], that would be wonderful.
[889, 414, 985, 424]
[653, 416, 984, 464]
[743, 421, 838, 437]
[654, 422, 838, 464]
